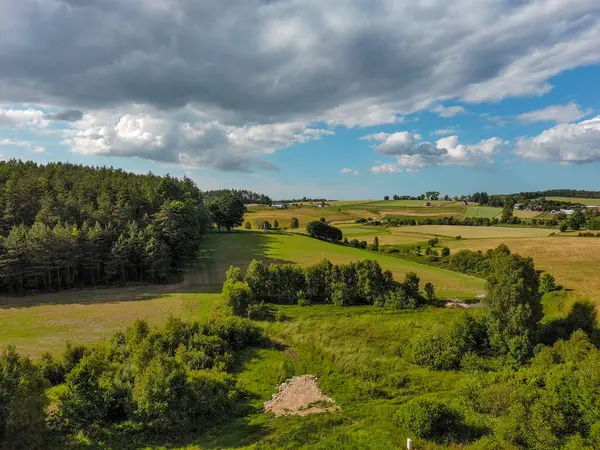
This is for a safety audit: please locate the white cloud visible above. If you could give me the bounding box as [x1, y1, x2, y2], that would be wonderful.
[371, 163, 403, 174]
[434, 128, 458, 135]
[515, 115, 600, 164]
[341, 167, 360, 175]
[0, 108, 45, 128]
[363, 131, 504, 170]
[0, 138, 45, 153]
[62, 107, 333, 171]
[432, 105, 466, 118]
[1, 0, 600, 133]
[516, 101, 592, 124]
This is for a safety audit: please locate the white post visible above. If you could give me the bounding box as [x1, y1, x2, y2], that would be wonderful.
[406, 438, 413, 450]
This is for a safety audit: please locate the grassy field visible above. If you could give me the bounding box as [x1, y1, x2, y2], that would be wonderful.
[336, 223, 600, 306]
[380, 225, 553, 239]
[185, 305, 471, 450]
[0, 231, 484, 357]
[244, 206, 356, 228]
[441, 235, 600, 303]
[464, 205, 501, 218]
[544, 196, 600, 205]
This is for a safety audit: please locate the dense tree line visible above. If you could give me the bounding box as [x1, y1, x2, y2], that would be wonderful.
[203, 189, 272, 205]
[222, 259, 428, 314]
[0, 160, 207, 294]
[0, 317, 263, 447]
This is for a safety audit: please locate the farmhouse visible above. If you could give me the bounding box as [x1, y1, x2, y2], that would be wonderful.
[560, 209, 575, 215]
[272, 203, 288, 209]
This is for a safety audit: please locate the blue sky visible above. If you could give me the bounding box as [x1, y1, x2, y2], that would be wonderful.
[2, 1, 600, 199]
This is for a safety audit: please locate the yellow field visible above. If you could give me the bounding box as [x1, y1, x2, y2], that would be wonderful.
[394, 225, 554, 239]
[444, 236, 600, 303]
[544, 197, 600, 206]
[339, 223, 600, 304]
[244, 206, 356, 228]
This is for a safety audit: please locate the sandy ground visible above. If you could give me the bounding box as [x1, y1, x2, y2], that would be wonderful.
[264, 375, 339, 417]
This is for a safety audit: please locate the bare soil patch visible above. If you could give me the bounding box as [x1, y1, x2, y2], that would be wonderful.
[264, 375, 339, 417]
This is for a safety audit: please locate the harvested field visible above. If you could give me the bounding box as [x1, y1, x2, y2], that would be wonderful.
[264, 375, 338, 417]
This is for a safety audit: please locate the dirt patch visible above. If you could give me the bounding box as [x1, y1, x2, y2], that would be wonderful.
[264, 375, 339, 417]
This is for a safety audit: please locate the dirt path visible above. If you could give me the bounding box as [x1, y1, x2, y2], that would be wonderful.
[264, 375, 339, 417]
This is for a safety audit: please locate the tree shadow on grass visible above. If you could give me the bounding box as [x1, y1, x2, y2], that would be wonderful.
[0, 231, 293, 309]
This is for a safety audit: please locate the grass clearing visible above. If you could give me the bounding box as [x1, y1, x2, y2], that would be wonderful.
[0, 231, 484, 357]
[175, 305, 473, 450]
[464, 205, 501, 218]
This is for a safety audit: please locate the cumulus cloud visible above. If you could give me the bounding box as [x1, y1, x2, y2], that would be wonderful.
[341, 168, 360, 175]
[432, 105, 466, 118]
[62, 107, 333, 171]
[0, 108, 45, 128]
[371, 163, 403, 174]
[0, 138, 45, 153]
[516, 102, 592, 124]
[515, 115, 600, 164]
[1, 1, 600, 169]
[364, 131, 504, 170]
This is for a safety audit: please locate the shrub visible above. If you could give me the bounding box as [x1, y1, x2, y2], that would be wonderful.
[456, 235, 462, 240]
[222, 268, 254, 317]
[404, 272, 420, 299]
[395, 398, 460, 441]
[290, 217, 299, 229]
[273, 219, 279, 229]
[441, 247, 451, 258]
[540, 273, 557, 293]
[383, 286, 418, 310]
[424, 282, 435, 301]
[244, 221, 251, 229]
[297, 290, 311, 306]
[428, 237, 439, 247]
[0, 346, 48, 448]
[410, 315, 488, 370]
[306, 220, 342, 242]
[560, 223, 568, 233]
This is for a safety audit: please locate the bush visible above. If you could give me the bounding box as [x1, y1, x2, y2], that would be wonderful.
[0, 346, 48, 448]
[456, 235, 462, 240]
[410, 315, 489, 370]
[222, 268, 254, 317]
[395, 398, 460, 441]
[428, 237, 439, 247]
[560, 223, 568, 233]
[424, 282, 435, 301]
[306, 220, 342, 242]
[290, 217, 299, 229]
[540, 273, 557, 293]
[441, 247, 450, 257]
[244, 221, 251, 229]
[273, 219, 279, 230]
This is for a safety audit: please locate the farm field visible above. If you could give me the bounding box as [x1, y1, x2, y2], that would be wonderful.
[544, 196, 600, 205]
[337, 223, 600, 305]
[382, 224, 554, 239]
[0, 231, 484, 357]
[440, 235, 600, 303]
[464, 205, 501, 218]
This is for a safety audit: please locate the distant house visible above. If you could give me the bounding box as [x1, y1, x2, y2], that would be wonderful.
[272, 203, 287, 209]
[316, 203, 330, 208]
[560, 209, 574, 215]
[461, 200, 468, 206]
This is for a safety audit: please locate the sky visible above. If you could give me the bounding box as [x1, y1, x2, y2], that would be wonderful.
[1, 1, 600, 200]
